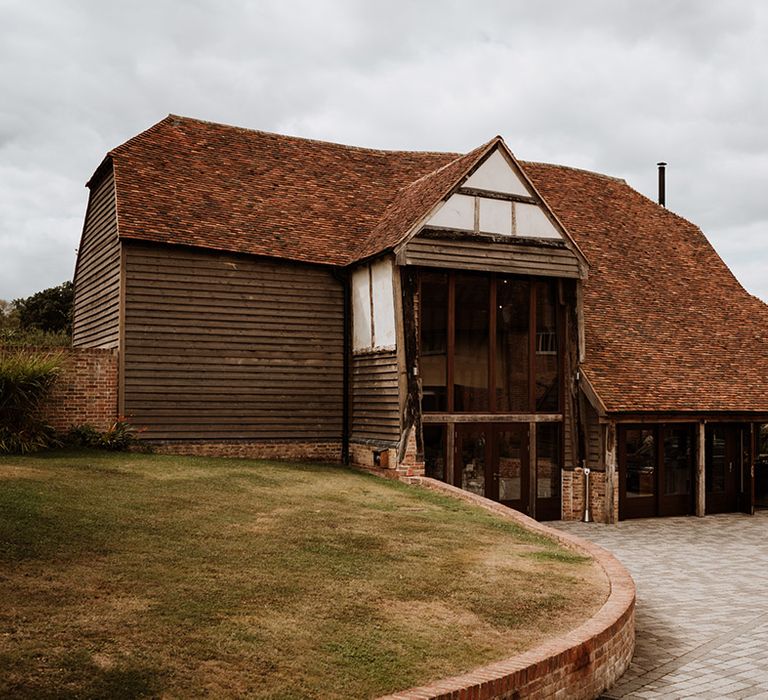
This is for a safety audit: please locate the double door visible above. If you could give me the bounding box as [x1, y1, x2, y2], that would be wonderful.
[705, 424, 744, 514]
[453, 423, 560, 520]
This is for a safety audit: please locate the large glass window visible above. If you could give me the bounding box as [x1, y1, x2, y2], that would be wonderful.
[625, 429, 655, 498]
[423, 425, 446, 481]
[498, 428, 525, 502]
[420, 272, 448, 412]
[706, 427, 727, 493]
[663, 426, 693, 496]
[535, 283, 559, 412]
[537, 423, 561, 499]
[459, 426, 487, 496]
[454, 274, 490, 411]
[496, 278, 530, 412]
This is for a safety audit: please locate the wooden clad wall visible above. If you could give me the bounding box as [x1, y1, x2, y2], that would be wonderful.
[399, 235, 581, 279]
[585, 402, 603, 469]
[123, 243, 344, 442]
[72, 168, 120, 348]
[350, 351, 400, 445]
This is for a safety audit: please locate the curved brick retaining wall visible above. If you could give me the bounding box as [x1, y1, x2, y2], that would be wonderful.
[380, 478, 636, 700]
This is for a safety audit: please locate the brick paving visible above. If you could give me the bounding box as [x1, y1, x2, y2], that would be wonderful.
[554, 512, 768, 699]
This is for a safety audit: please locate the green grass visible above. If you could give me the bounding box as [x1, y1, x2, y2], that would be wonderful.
[0, 451, 607, 699]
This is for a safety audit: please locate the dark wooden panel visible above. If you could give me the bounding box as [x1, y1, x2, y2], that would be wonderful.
[72, 169, 120, 348]
[399, 236, 582, 278]
[350, 351, 400, 445]
[124, 243, 344, 441]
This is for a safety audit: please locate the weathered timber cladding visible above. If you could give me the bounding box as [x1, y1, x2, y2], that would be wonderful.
[72, 169, 120, 348]
[351, 351, 400, 445]
[399, 236, 581, 278]
[585, 401, 603, 469]
[123, 243, 344, 441]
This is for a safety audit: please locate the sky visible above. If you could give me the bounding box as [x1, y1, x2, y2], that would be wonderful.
[1, 0, 767, 302]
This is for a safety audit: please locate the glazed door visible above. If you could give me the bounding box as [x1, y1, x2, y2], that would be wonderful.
[454, 424, 492, 500]
[454, 424, 531, 516]
[493, 425, 530, 515]
[619, 426, 658, 519]
[706, 425, 739, 514]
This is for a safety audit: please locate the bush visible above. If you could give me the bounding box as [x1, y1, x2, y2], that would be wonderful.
[0, 349, 63, 454]
[0, 327, 71, 348]
[63, 420, 140, 452]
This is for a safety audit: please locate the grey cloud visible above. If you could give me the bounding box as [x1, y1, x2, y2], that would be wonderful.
[1, 0, 767, 301]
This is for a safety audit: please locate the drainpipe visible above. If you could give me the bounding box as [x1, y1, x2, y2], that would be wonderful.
[582, 463, 593, 523]
[332, 268, 350, 464]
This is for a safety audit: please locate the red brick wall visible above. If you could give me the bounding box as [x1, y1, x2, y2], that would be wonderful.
[43, 348, 118, 432]
[562, 469, 618, 523]
[149, 440, 342, 462]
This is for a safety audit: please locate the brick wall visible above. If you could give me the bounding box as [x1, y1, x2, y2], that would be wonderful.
[29, 347, 118, 432]
[379, 478, 636, 700]
[562, 468, 618, 523]
[149, 440, 342, 462]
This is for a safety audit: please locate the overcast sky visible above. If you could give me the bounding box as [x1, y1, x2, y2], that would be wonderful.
[1, 0, 767, 302]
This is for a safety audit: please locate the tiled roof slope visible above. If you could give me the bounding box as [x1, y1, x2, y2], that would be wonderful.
[524, 162, 768, 413]
[109, 115, 462, 266]
[106, 115, 768, 413]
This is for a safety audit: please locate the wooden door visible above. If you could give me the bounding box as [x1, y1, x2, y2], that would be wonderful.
[658, 425, 696, 517]
[705, 425, 740, 514]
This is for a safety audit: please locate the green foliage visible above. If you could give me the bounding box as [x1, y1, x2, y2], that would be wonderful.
[0, 349, 63, 454]
[12, 281, 74, 335]
[63, 420, 139, 451]
[0, 326, 71, 348]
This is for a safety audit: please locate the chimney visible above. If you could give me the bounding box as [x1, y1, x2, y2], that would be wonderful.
[657, 162, 667, 207]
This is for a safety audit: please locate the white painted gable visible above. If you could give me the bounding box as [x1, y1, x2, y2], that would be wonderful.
[463, 149, 530, 196]
[514, 203, 561, 239]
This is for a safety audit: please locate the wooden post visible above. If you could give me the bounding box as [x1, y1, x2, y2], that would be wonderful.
[696, 422, 706, 517]
[604, 422, 617, 524]
[529, 422, 537, 520]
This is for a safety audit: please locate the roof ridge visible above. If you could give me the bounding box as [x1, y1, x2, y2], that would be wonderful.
[165, 113, 462, 158]
[522, 159, 627, 184]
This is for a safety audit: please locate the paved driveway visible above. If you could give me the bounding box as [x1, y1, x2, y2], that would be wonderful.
[554, 512, 768, 699]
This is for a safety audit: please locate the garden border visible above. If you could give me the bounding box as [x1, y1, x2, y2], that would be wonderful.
[379, 477, 635, 700]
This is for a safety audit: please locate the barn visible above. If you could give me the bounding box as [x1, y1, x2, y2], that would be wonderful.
[72, 115, 768, 521]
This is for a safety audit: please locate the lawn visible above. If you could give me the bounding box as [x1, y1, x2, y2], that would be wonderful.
[0, 451, 607, 699]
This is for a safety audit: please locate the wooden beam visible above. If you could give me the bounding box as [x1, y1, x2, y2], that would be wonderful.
[697, 422, 706, 517]
[604, 421, 617, 523]
[423, 413, 563, 424]
[457, 186, 539, 204]
[529, 422, 537, 520]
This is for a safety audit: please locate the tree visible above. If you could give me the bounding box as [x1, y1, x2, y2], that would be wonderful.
[13, 281, 74, 335]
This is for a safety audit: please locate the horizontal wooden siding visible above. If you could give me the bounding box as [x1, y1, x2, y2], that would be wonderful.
[399, 236, 581, 278]
[72, 169, 120, 348]
[123, 243, 344, 441]
[351, 351, 400, 445]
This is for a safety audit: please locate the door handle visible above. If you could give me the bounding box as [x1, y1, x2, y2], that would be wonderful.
[729, 461, 733, 473]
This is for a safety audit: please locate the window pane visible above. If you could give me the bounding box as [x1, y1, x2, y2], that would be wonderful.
[423, 425, 446, 482]
[496, 278, 530, 412]
[459, 427, 486, 496]
[454, 274, 490, 411]
[420, 272, 448, 412]
[756, 424, 768, 507]
[537, 423, 561, 499]
[535, 282, 559, 412]
[706, 427, 727, 493]
[663, 426, 693, 496]
[626, 429, 655, 498]
[498, 428, 525, 501]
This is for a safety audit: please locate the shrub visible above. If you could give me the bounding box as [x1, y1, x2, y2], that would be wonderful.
[63, 420, 140, 452]
[0, 349, 63, 454]
[0, 327, 71, 348]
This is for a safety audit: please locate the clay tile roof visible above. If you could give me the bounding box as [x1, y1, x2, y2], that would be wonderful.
[109, 115, 462, 266]
[523, 161, 768, 414]
[103, 115, 768, 414]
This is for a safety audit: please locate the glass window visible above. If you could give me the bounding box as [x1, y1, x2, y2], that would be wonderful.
[706, 427, 727, 493]
[419, 272, 448, 412]
[496, 278, 530, 412]
[454, 274, 489, 412]
[663, 426, 693, 496]
[537, 423, 561, 499]
[535, 282, 559, 412]
[497, 428, 525, 501]
[423, 425, 446, 481]
[626, 429, 655, 498]
[459, 427, 487, 496]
